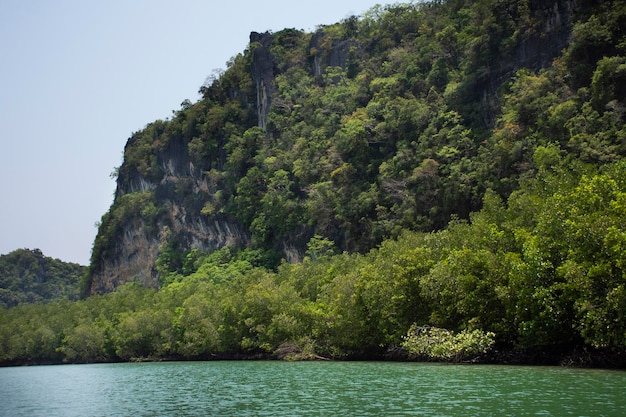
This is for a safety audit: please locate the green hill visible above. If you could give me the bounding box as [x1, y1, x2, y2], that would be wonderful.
[1, 0, 625, 366]
[0, 249, 85, 308]
[88, 0, 623, 295]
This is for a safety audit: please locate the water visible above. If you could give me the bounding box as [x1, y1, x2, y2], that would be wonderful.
[1, 361, 625, 416]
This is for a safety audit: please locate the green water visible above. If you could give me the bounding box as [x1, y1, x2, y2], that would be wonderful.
[1, 361, 624, 416]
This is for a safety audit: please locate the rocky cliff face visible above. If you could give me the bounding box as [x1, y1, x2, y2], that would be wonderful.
[89, 215, 248, 294]
[250, 32, 275, 130]
[89, 127, 251, 295]
[463, 0, 578, 127]
[515, 0, 576, 70]
[88, 0, 580, 295]
[88, 26, 362, 295]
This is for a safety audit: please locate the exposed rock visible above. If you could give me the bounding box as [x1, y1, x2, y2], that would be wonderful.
[89, 209, 250, 295]
[309, 30, 361, 79]
[513, 0, 576, 73]
[89, 218, 161, 294]
[89, 122, 251, 294]
[88, 0, 582, 295]
[250, 31, 275, 130]
[467, 0, 578, 127]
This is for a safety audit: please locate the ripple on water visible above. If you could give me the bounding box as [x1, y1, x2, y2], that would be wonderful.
[1, 361, 625, 416]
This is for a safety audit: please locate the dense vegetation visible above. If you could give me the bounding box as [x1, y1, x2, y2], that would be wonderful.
[2, 0, 626, 365]
[0, 249, 84, 308]
[90, 0, 606, 279]
[3, 157, 626, 364]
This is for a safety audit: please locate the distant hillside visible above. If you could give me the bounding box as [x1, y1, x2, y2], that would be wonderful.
[0, 249, 85, 307]
[87, 0, 624, 294]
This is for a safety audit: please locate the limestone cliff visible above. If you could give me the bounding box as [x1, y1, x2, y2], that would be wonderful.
[88, 124, 251, 294]
[250, 31, 275, 130]
[87, 0, 582, 295]
[459, 0, 577, 127]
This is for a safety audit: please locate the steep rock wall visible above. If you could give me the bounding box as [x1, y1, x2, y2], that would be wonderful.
[516, 0, 576, 70]
[89, 131, 251, 295]
[459, 0, 577, 127]
[89, 0, 580, 295]
[89, 218, 161, 294]
[89, 214, 249, 294]
[250, 31, 275, 130]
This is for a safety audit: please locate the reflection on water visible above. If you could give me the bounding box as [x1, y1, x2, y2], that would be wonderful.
[1, 361, 625, 416]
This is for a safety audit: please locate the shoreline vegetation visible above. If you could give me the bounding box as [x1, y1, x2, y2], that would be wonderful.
[2, 343, 626, 369]
[7, 162, 626, 370]
[4, 156, 626, 369]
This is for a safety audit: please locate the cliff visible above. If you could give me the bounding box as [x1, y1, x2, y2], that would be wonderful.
[88, 0, 588, 295]
[88, 123, 252, 294]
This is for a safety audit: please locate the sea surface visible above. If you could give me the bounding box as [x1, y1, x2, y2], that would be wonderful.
[1, 361, 625, 416]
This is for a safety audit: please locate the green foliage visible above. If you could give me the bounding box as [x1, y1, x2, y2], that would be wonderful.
[305, 235, 337, 260]
[91, 0, 626, 286]
[3, 157, 626, 363]
[58, 320, 107, 363]
[591, 56, 626, 111]
[565, 1, 626, 88]
[401, 325, 496, 361]
[0, 249, 85, 307]
[5, 0, 626, 364]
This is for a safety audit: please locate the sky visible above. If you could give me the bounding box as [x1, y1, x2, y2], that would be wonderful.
[0, 0, 394, 265]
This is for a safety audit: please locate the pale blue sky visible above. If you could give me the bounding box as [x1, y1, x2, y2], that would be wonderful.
[0, 0, 392, 265]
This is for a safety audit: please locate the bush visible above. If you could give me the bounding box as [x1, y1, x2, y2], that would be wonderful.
[401, 324, 495, 362]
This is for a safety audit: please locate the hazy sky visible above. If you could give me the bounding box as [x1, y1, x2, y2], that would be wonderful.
[0, 0, 395, 265]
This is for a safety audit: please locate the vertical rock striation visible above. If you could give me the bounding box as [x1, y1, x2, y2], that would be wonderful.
[250, 31, 275, 130]
[88, 0, 581, 295]
[88, 125, 251, 295]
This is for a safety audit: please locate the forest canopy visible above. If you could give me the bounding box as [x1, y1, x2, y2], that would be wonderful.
[3, 158, 626, 364]
[0, 249, 84, 308]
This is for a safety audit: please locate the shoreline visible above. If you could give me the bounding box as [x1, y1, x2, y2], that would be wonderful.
[3, 344, 625, 369]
